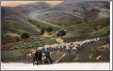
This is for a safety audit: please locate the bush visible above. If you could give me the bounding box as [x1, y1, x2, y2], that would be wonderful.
[46, 27, 53, 32]
[40, 28, 45, 35]
[21, 32, 30, 39]
[56, 30, 66, 37]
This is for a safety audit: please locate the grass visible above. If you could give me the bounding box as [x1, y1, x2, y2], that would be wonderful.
[2, 15, 110, 62]
[28, 18, 60, 31]
[1, 48, 31, 62]
[13, 36, 57, 49]
[3, 20, 39, 35]
[1, 39, 110, 62]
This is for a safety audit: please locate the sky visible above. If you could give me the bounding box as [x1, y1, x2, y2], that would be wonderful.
[1, 1, 63, 7]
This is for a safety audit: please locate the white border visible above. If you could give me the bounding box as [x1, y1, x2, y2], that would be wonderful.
[110, 1, 112, 70]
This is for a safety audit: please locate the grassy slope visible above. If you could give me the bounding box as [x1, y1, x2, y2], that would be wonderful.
[1, 3, 110, 62]
[1, 16, 110, 62]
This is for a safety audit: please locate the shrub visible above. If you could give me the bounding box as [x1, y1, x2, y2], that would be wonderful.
[40, 28, 45, 35]
[21, 32, 30, 39]
[56, 30, 66, 37]
[46, 27, 53, 33]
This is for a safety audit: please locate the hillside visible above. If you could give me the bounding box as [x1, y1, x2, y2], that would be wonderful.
[1, 1, 110, 63]
[2, 1, 109, 37]
[1, 7, 40, 35]
[28, 1, 110, 39]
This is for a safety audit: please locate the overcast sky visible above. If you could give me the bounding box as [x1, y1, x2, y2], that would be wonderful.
[1, 0, 109, 7]
[1, 1, 63, 7]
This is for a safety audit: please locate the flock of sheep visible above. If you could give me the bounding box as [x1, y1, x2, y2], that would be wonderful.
[37, 37, 100, 53]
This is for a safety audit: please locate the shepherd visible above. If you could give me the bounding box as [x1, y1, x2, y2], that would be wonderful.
[33, 49, 42, 65]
